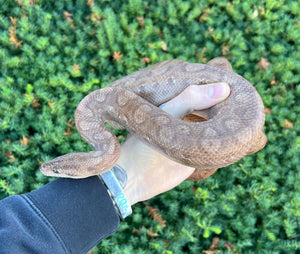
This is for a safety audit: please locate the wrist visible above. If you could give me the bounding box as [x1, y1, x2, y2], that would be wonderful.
[99, 165, 132, 220]
[115, 159, 139, 206]
[116, 136, 146, 206]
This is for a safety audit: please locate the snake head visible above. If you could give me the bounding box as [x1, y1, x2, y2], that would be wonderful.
[40, 160, 73, 178]
[40, 153, 83, 178]
[40, 150, 117, 179]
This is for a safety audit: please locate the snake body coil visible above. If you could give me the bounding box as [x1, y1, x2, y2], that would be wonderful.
[41, 58, 267, 180]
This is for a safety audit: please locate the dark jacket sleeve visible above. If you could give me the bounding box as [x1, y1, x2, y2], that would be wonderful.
[0, 176, 120, 253]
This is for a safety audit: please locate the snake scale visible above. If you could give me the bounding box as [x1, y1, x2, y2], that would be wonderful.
[40, 57, 267, 181]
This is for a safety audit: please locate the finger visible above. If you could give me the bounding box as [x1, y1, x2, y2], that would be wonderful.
[159, 82, 230, 119]
[189, 82, 230, 109]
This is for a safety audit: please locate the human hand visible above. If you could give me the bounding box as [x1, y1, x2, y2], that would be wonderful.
[116, 82, 230, 205]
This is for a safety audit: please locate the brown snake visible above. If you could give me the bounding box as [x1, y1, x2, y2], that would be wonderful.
[40, 57, 267, 181]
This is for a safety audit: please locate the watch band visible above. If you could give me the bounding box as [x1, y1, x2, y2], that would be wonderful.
[99, 165, 132, 220]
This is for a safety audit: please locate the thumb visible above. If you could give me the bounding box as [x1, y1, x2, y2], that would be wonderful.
[159, 82, 230, 119]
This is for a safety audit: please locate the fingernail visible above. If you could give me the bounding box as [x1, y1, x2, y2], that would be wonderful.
[208, 82, 229, 99]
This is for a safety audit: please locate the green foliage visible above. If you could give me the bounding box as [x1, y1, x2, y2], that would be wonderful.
[0, 0, 299, 253]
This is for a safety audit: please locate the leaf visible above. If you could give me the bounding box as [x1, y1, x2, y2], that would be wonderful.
[136, 17, 144, 29]
[5, 151, 15, 162]
[199, 9, 211, 23]
[203, 229, 210, 238]
[132, 227, 141, 236]
[10, 16, 18, 26]
[259, 6, 266, 15]
[270, 76, 278, 85]
[142, 57, 150, 64]
[225, 241, 236, 252]
[264, 108, 272, 114]
[222, 45, 230, 56]
[113, 51, 123, 62]
[284, 119, 293, 129]
[86, 0, 94, 8]
[48, 100, 55, 107]
[160, 41, 168, 52]
[147, 227, 159, 238]
[64, 11, 76, 29]
[210, 226, 222, 234]
[9, 17, 23, 48]
[73, 64, 81, 73]
[64, 11, 74, 23]
[252, 9, 259, 19]
[31, 95, 40, 108]
[144, 202, 166, 228]
[20, 136, 29, 146]
[64, 128, 73, 136]
[209, 237, 220, 250]
[258, 58, 271, 70]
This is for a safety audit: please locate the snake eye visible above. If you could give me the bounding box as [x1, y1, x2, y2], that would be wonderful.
[53, 168, 60, 174]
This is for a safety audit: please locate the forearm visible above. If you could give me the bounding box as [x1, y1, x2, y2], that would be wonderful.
[0, 176, 120, 253]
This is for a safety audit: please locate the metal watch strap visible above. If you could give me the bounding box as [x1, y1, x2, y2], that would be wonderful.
[99, 165, 132, 220]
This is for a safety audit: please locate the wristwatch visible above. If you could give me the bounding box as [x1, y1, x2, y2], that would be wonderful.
[99, 165, 132, 220]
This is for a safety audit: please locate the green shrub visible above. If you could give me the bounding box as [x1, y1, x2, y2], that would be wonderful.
[0, 0, 299, 253]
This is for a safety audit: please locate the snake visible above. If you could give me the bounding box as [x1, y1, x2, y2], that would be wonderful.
[40, 57, 267, 181]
